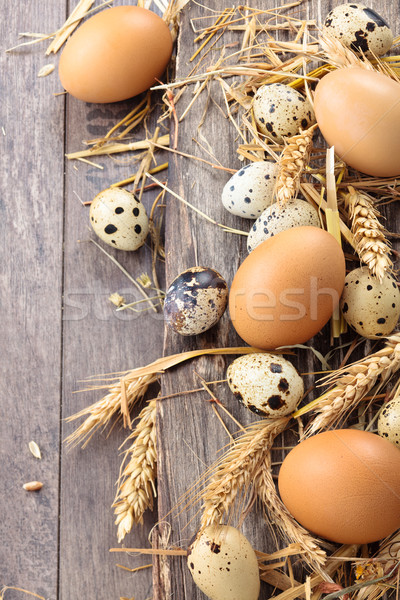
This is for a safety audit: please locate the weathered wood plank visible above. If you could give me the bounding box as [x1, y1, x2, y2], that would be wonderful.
[59, 51, 165, 600]
[0, 2, 66, 597]
[155, 0, 400, 598]
[156, 3, 281, 599]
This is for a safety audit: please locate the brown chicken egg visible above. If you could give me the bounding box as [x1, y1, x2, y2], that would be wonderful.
[58, 6, 173, 103]
[278, 429, 400, 544]
[229, 226, 345, 350]
[314, 67, 400, 177]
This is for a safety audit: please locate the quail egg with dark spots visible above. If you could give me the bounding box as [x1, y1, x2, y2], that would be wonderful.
[378, 397, 400, 448]
[187, 524, 260, 600]
[221, 161, 278, 219]
[340, 267, 400, 339]
[89, 187, 149, 251]
[323, 4, 393, 57]
[164, 267, 228, 336]
[247, 198, 320, 253]
[227, 353, 304, 417]
[252, 83, 315, 143]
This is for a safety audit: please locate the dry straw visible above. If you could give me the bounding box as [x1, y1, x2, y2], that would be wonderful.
[295, 333, 400, 436]
[275, 123, 318, 206]
[200, 417, 326, 570]
[345, 186, 393, 283]
[66, 347, 261, 447]
[354, 529, 400, 600]
[114, 399, 157, 542]
[318, 31, 374, 71]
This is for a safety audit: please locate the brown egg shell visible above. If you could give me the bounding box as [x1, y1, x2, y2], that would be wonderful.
[229, 226, 346, 350]
[278, 429, 400, 544]
[314, 67, 400, 177]
[58, 6, 173, 103]
[164, 267, 228, 336]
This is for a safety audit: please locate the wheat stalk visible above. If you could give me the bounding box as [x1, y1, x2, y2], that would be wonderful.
[200, 417, 326, 570]
[345, 186, 392, 283]
[318, 31, 374, 70]
[65, 373, 158, 448]
[200, 418, 289, 529]
[255, 457, 327, 571]
[300, 333, 400, 436]
[275, 124, 318, 206]
[66, 347, 261, 447]
[113, 400, 157, 542]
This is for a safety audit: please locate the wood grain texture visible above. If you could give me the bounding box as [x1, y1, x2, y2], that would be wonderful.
[2, 0, 400, 599]
[59, 66, 165, 600]
[156, 3, 283, 599]
[155, 0, 400, 599]
[0, 1, 66, 597]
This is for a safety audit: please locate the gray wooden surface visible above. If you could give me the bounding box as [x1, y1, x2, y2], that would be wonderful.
[1, 1, 399, 600]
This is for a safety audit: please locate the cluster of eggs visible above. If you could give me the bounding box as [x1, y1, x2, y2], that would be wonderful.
[64, 5, 400, 590]
[182, 5, 400, 580]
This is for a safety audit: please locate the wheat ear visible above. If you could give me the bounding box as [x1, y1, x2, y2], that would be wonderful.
[304, 333, 400, 436]
[200, 417, 326, 570]
[318, 31, 373, 70]
[345, 186, 392, 283]
[255, 457, 326, 571]
[113, 399, 157, 542]
[66, 347, 258, 447]
[200, 418, 289, 529]
[275, 124, 318, 206]
[65, 373, 158, 448]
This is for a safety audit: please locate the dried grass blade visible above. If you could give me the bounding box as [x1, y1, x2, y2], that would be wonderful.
[325, 147, 344, 340]
[46, 0, 95, 55]
[318, 31, 373, 71]
[144, 173, 248, 235]
[301, 182, 355, 247]
[66, 347, 264, 446]
[269, 544, 359, 600]
[66, 134, 169, 160]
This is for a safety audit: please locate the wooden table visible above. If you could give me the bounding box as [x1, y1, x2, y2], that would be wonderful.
[1, 1, 399, 599]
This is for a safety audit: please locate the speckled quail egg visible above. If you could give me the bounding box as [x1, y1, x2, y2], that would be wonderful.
[187, 525, 260, 600]
[340, 267, 400, 339]
[164, 267, 228, 336]
[247, 198, 320, 253]
[252, 83, 315, 143]
[378, 398, 400, 447]
[323, 4, 393, 57]
[89, 187, 149, 251]
[227, 353, 304, 417]
[221, 161, 278, 219]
